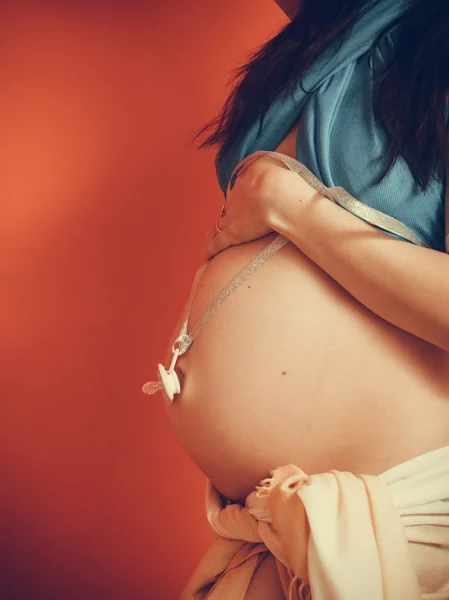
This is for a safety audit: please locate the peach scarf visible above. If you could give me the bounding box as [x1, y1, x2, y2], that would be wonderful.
[180, 445, 449, 600]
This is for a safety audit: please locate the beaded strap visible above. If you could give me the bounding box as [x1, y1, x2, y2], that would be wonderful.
[176, 149, 433, 357]
[228, 150, 430, 249]
[142, 148, 440, 397]
[172, 233, 290, 356]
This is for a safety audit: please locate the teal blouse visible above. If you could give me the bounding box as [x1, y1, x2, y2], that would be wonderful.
[215, 0, 448, 252]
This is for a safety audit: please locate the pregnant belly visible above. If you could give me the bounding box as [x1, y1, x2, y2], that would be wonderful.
[163, 233, 449, 504]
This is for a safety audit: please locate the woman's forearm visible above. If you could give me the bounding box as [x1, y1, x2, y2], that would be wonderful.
[263, 168, 449, 351]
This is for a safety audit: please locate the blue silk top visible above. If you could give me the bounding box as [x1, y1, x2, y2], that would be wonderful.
[215, 0, 448, 251]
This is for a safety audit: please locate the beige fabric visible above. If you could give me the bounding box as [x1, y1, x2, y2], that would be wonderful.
[180, 445, 449, 600]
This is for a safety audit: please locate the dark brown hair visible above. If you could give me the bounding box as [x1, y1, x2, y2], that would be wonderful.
[191, 0, 449, 192]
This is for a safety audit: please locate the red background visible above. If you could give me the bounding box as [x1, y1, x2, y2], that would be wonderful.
[0, 1, 286, 599]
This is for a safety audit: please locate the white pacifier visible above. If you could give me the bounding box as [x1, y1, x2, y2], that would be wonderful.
[157, 362, 180, 402]
[142, 334, 190, 403]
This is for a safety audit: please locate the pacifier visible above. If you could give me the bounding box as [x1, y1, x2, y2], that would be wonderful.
[141, 334, 190, 403]
[157, 362, 181, 401]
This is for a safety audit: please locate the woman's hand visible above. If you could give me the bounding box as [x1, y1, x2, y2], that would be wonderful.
[203, 156, 294, 260]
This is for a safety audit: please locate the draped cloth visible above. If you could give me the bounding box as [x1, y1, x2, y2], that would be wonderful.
[180, 445, 449, 600]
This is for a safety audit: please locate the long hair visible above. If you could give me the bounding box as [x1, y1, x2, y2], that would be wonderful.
[191, 0, 449, 192]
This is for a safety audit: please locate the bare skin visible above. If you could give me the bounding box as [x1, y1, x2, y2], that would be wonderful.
[163, 117, 449, 509]
[161, 6, 448, 597]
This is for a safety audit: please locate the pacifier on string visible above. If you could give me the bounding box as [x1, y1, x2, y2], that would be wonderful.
[141, 333, 191, 403]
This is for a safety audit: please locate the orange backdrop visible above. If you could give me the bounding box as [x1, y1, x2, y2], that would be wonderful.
[0, 1, 286, 598]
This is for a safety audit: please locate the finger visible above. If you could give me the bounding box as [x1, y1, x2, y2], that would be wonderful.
[204, 214, 229, 258]
[207, 215, 226, 241]
[205, 222, 219, 244]
[215, 215, 226, 235]
[205, 227, 214, 243]
[204, 230, 229, 260]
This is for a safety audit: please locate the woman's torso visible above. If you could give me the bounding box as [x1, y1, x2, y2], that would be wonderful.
[163, 120, 449, 505]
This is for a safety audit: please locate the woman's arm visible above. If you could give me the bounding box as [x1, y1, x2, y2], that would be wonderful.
[262, 167, 449, 352]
